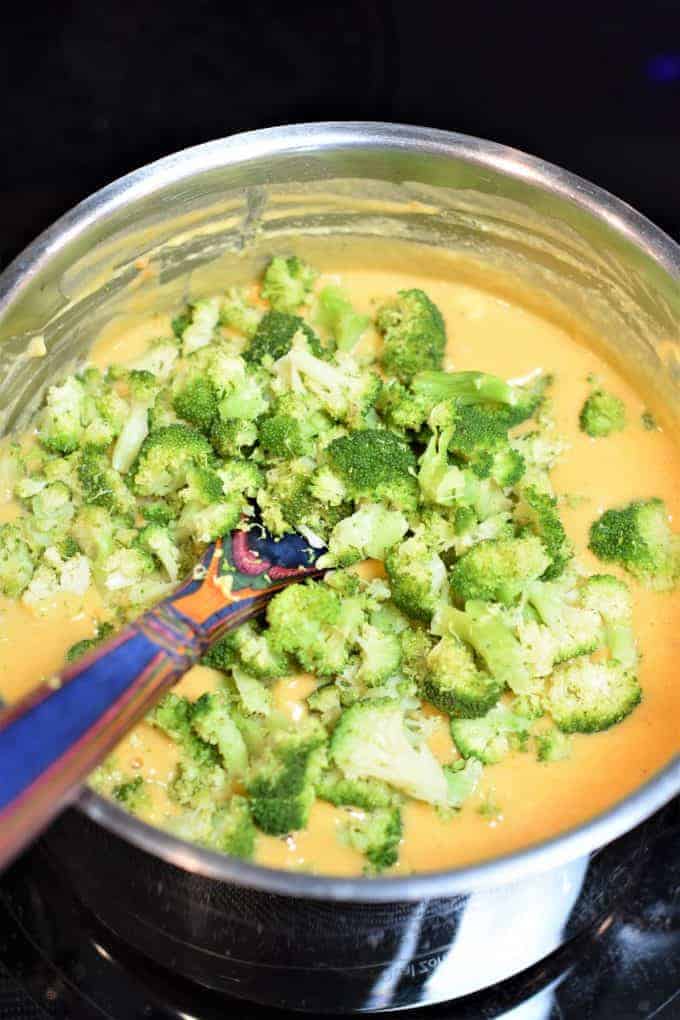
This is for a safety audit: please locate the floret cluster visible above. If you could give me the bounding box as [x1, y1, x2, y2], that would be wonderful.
[3, 254, 677, 874]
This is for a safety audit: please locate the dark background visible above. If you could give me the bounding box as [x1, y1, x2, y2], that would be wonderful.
[2, 0, 680, 270]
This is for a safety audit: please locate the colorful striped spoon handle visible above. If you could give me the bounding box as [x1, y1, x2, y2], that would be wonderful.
[0, 531, 324, 872]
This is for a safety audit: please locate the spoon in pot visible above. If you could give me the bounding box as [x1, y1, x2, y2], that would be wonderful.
[0, 524, 326, 872]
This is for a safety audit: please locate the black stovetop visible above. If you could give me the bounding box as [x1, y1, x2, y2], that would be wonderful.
[0, 797, 678, 1019]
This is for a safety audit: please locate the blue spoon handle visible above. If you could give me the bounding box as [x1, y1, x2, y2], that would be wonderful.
[0, 530, 323, 871]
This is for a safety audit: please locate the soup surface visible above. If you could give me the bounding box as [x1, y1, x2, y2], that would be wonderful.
[0, 253, 678, 876]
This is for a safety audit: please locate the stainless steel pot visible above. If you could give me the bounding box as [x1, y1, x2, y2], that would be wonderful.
[1, 123, 678, 1012]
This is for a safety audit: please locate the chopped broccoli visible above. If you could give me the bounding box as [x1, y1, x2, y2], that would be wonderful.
[173, 377, 219, 434]
[423, 635, 504, 717]
[0, 523, 35, 596]
[451, 704, 532, 764]
[547, 659, 641, 733]
[513, 485, 573, 579]
[22, 546, 91, 605]
[210, 797, 257, 858]
[248, 728, 326, 835]
[204, 619, 290, 680]
[316, 769, 399, 810]
[385, 534, 448, 622]
[38, 377, 86, 454]
[580, 574, 637, 669]
[579, 389, 626, 438]
[112, 774, 150, 812]
[136, 524, 181, 581]
[450, 535, 552, 605]
[342, 806, 402, 872]
[210, 418, 258, 458]
[78, 447, 135, 516]
[272, 343, 381, 428]
[307, 684, 343, 726]
[258, 393, 333, 461]
[376, 289, 446, 381]
[220, 287, 262, 338]
[319, 503, 408, 567]
[66, 622, 114, 663]
[191, 692, 249, 776]
[266, 580, 363, 676]
[70, 506, 118, 565]
[377, 379, 431, 434]
[245, 310, 322, 364]
[417, 421, 467, 507]
[330, 699, 449, 806]
[444, 758, 484, 808]
[355, 624, 402, 686]
[232, 666, 273, 716]
[324, 430, 418, 511]
[111, 369, 158, 474]
[589, 498, 679, 591]
[535, 728, 572, 762]
[178, 297, 221, 354]
[261, 255, 317, 314]
[132, 425, 213, 497]
[525, 576, 604, 666]
[413, 370, 550, 425]
[316, 284, 370, 351]
[432, 601, 533, 695]
[101, 547, 155, 592]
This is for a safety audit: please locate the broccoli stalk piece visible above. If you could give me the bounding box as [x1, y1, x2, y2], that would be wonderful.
[417, 424, 467, 507]
[450, 535, 552, 605]
[579, 389, 626, 438]
[261, 256, 317, 314]
[330, 699, 449, 806]
[0, 523, 35, 596]
[342, 806, 402, 873]
[376, 288, 446, 381]
[318, 503, 409, 567]
[413, 370, 550, 425]
[112, 370, 158, 473]
[385, 534, 449, 622]
[423, 635, 504, 717]
[589, 498, 680, 591]
[451, 704, 532, 764]
[316, 284, 370, 351]
[547, 659, 641, 733]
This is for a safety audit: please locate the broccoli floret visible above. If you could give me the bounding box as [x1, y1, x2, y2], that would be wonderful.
[451, 704, 532, 764]
[514, 485, 573, 579]
[0, 523, 35, 596]
[376, 288, 446, 381]
[232, 666, 273, 716]
[450, 535, 551, 606]
[330, 699, 449, 806]
[66, 622, 114, 663]
[580, 574, 637, 669]
[342, 806, 402, 872]
[272, 344, 381, 428]
[173, 377, 219, 434]
[22, 546, 91, 605]
[257, 394, 333, 461]
[355, 624, 402, 686]
[38, 377, 86, 454]
[220, 287, 262, 338]
[267, 580, 364, 676]
[444, 758, 484, 807]
[261, 256, 317, 314]
[325, 430, 418, 511]
[210, 796, 257, 858]
[112, 774, 150, 812]
[307, 685, 343, 726]
[132, 425, 213, 496]
[377, 379, 431, 434]
[589, 498, 680, 591]
[316, 769, 399, 810]
[245, 310, 322, 364]
[149, 694, 227, 805]
[547, 659, 641, 733]
[318, 503, 408, 567]
[168, 757, 227, 807]
[579, 389, 626, 438]
[136, 524, 181, 582]
[78, 447, 135, 516]
[205, 620, 290, 680]
[257, 458, 349, 542]
[100, 546, 156, 592]
[432, 601, 533, 695]
[316, 285, 370, 351]
[149, 692, 195, 743]
[248, 729, 326, 835]
[535, 728, 572, 762]
[399, 627, 435, 684]
[128, 338, 180, 382]
[210, 418, 258, 458]
[525, 576, 604, 666]
[178, 297, 221, 354]
[413, 370, 550, 426]
[70, 506, 118, 565]
[423, 635, 504, 717]
[385, 534, 448, 622]
[191, 692, 249, 776]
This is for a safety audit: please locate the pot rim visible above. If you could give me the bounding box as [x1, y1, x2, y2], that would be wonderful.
[1, 122, 678, 902]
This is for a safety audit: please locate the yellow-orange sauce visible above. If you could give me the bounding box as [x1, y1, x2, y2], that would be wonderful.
[1, 261, 678, 876]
